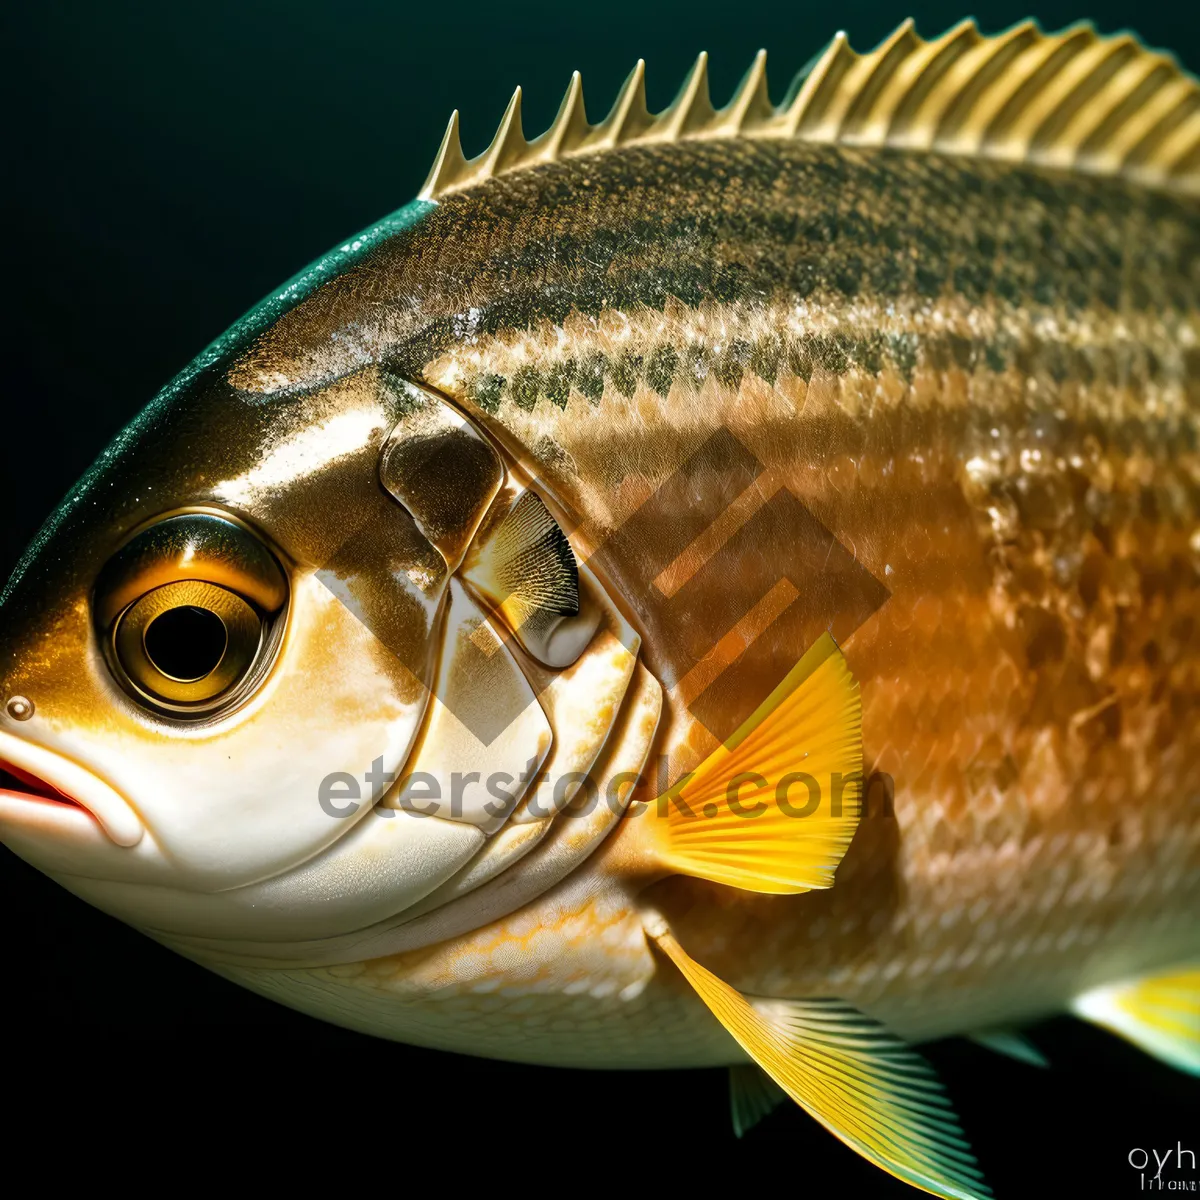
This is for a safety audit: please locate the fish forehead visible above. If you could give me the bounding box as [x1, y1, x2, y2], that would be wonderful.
[0, 365, 402, 639]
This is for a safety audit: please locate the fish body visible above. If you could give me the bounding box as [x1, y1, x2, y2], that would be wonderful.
[213, 135, 1200, 1065]
[2, 18, 1198, 1197]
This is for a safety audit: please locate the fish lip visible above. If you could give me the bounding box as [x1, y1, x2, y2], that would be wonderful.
[0, 728, 143, 847]
[0, 760, 82, 810]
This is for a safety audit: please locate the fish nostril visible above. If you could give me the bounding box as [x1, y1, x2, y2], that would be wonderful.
[5, 696, 34, 721]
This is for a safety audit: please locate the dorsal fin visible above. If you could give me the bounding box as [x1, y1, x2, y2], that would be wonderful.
[419, 18, 1200, 202]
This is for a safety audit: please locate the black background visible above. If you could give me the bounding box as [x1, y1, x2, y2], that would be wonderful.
[4, 1, 1197, 1189]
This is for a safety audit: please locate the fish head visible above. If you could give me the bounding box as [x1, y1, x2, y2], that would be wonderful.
[0, 346, 437, 893]
[0, 298, 615, 951]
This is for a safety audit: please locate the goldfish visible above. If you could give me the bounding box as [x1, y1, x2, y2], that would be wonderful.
[2, 15, 1199, 1197]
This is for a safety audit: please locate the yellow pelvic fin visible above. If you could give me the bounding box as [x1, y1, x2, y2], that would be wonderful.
[1072, 966, 1200, 1075]
[645, 918, 991, 1200]
[641, 631, 861, 895]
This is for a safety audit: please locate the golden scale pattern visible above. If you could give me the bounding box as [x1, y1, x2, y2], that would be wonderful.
[646, 354, 1200, 1042]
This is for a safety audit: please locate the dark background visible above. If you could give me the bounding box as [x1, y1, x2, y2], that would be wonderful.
[4, 0, 1196, 1188]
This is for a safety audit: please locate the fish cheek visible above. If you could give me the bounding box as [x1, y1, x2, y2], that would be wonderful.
[139, 573, 430, 885]
[11, 575, 430, 891]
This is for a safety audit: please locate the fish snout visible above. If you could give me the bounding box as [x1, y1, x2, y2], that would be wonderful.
[0, 723, 143, 847]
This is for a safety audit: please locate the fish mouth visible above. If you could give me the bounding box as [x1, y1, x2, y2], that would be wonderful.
[0, 729, 143, 847]
[0, 760, 87, 812]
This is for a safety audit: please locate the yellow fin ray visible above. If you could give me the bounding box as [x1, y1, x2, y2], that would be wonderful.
[647, 922, 991, 1200]
[640, 631, 861, 895]
[1072, 966, 1200, 1075]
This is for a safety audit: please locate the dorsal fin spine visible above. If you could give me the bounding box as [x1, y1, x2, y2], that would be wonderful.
[483, 88, 528, 175]
[861, 19, 981, 144]
[418, 110, 468, 202]
[785, 31, 855, 137]
[719, 50, 772, 135]
[656, 52, 716, 141]
[530, 71, 587, 160]
[422, 18, 1200, 202]
[589, 60, 652, 149]
[834, 19, 921, 138]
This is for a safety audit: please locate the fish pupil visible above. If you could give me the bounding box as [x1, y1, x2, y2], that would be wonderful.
[143, 606, 229, 682]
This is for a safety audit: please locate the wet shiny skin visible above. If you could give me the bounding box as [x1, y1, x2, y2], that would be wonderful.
[0, 131, 1197, 1064]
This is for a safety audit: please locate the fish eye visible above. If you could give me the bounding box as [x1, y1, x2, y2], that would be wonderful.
[144, 603, 228, 681]
[115, 581, 258, 705]
[93, 512, 288, 718]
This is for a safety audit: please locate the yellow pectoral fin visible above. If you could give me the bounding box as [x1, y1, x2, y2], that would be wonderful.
[1072, 966, 1200, 1075]
[646, 919, 991, 1200]
[643, 632, 862, 894]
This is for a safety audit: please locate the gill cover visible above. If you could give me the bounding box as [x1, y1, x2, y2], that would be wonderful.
[38, 377, 634, 947]
[220, 379, 627, 920]
[373, 378, 610, 831]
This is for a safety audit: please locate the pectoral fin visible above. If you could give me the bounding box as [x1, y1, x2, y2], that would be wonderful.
[641, 632, 862, 894]
[1071, 967, 1200, 1075]
[645, 916, 990, 1200]
[729, 1064, 787, 1137]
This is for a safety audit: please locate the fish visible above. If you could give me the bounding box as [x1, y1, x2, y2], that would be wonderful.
[2, 15, 1199, 1197]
